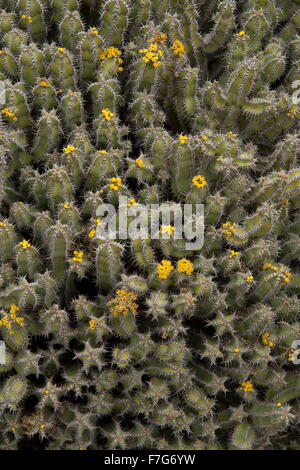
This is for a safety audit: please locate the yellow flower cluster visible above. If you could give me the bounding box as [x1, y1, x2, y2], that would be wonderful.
[0, 222, 7, 227]
[287, 107, 298, 118]
[89, 320, 95, 330]
[72, 250, 84, 263]
[281, 197, 289, 206]
[262, 263, 292, 283]
[161, 225, 174, 235]
[90, 27, 99, 35]
[99, 47, 122, 60]
[88, 229, 97, 238]
[262, 263, 272, 270]
[179, 135, 188, 144]
[64, 145, 75, 154]
[21, 15, 32, 23]
[157, 260, 174, 279]
[19, 240, 31, 250]
[139, 43, 163, 68]
[177, 258, 194, 275]
[288, 348, 296, 361]
[240, 380, 253, 392]
[108, 289, 138, 317]
[128, 198, 137, 207]
[229, 250, 239, 258]
[0, 305, 25, 335]
[151, 33, 168, 44]
[110, 177, 122, 190]
[135, 158, 145, 168]
[222, 221, 237, 237]
[246, 275, 254, 283]
[38, 80, 49, 87]
[227, 131, 236, 140]
[102, 108, 114, 121]
[192, 175, 207, 188]
[262, 332, 274, 347]
[1, 108, 17, 121]
[171, 40, 185, 56]
[282, 270, 292, 283]
[0, 50, 6, 55]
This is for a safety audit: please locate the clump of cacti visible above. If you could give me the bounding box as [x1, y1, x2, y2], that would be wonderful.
[0, 0, 300, 451]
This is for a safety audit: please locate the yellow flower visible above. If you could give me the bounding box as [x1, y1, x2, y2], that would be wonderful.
[281, 197, 289, 206]
[88, 229, 96, 238]
[99, 47, 122, 60]
[0, 222, 7, 227]
[135, 158, 145, 168]
[157, 260, 174, 279]
[19, 240, 31, 250]
[192, 175, 207, 188]
[287, 107, 298, 118]
[63, 145, 75, 154]
[234, 348, 240, 353]
[102, 108, 114, 121]
[38, 79, 50, 87]
[58, 48, 65, 53]
[128, 198, 137, 207]
[229, 250, 239, 258]
[1, 107, 18, 121]
[277, 402, 282, 407]
[240, 381, 253, 392]
[288, 348, 296, 361]
[262, 332, 274, 347]
[201, 135, 208, 141]
[227, 131, 236, 140]
[262, 263, 272, 270]
[72, 250, 84, 263]
[108, 290, 138, 317]
[238, 31, 246, 37]
[90, 27, 99, 35]
[21, 15, 32, 23]
[246, 275, 254, 283]
[10, 305, 20, 315]
[110, 176, 122, 190]
[177, 258, 194, 276]
[63, 202, 73, 209]
[171, 40, 185, 56]
[222, 221, 237, 237]
[99, 150, 107, 155]
[151, 33, 168, 44]
[161, 225, 174, 236]
[179, 135, 188, 144]
[89, 320, 96, 330]
[139, 43, 163, 66]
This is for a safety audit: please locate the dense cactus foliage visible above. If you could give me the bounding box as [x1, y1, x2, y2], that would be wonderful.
[0, 0, 300, 451]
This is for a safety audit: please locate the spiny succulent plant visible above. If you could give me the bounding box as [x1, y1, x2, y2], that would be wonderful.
[0, 0, 300, 451]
